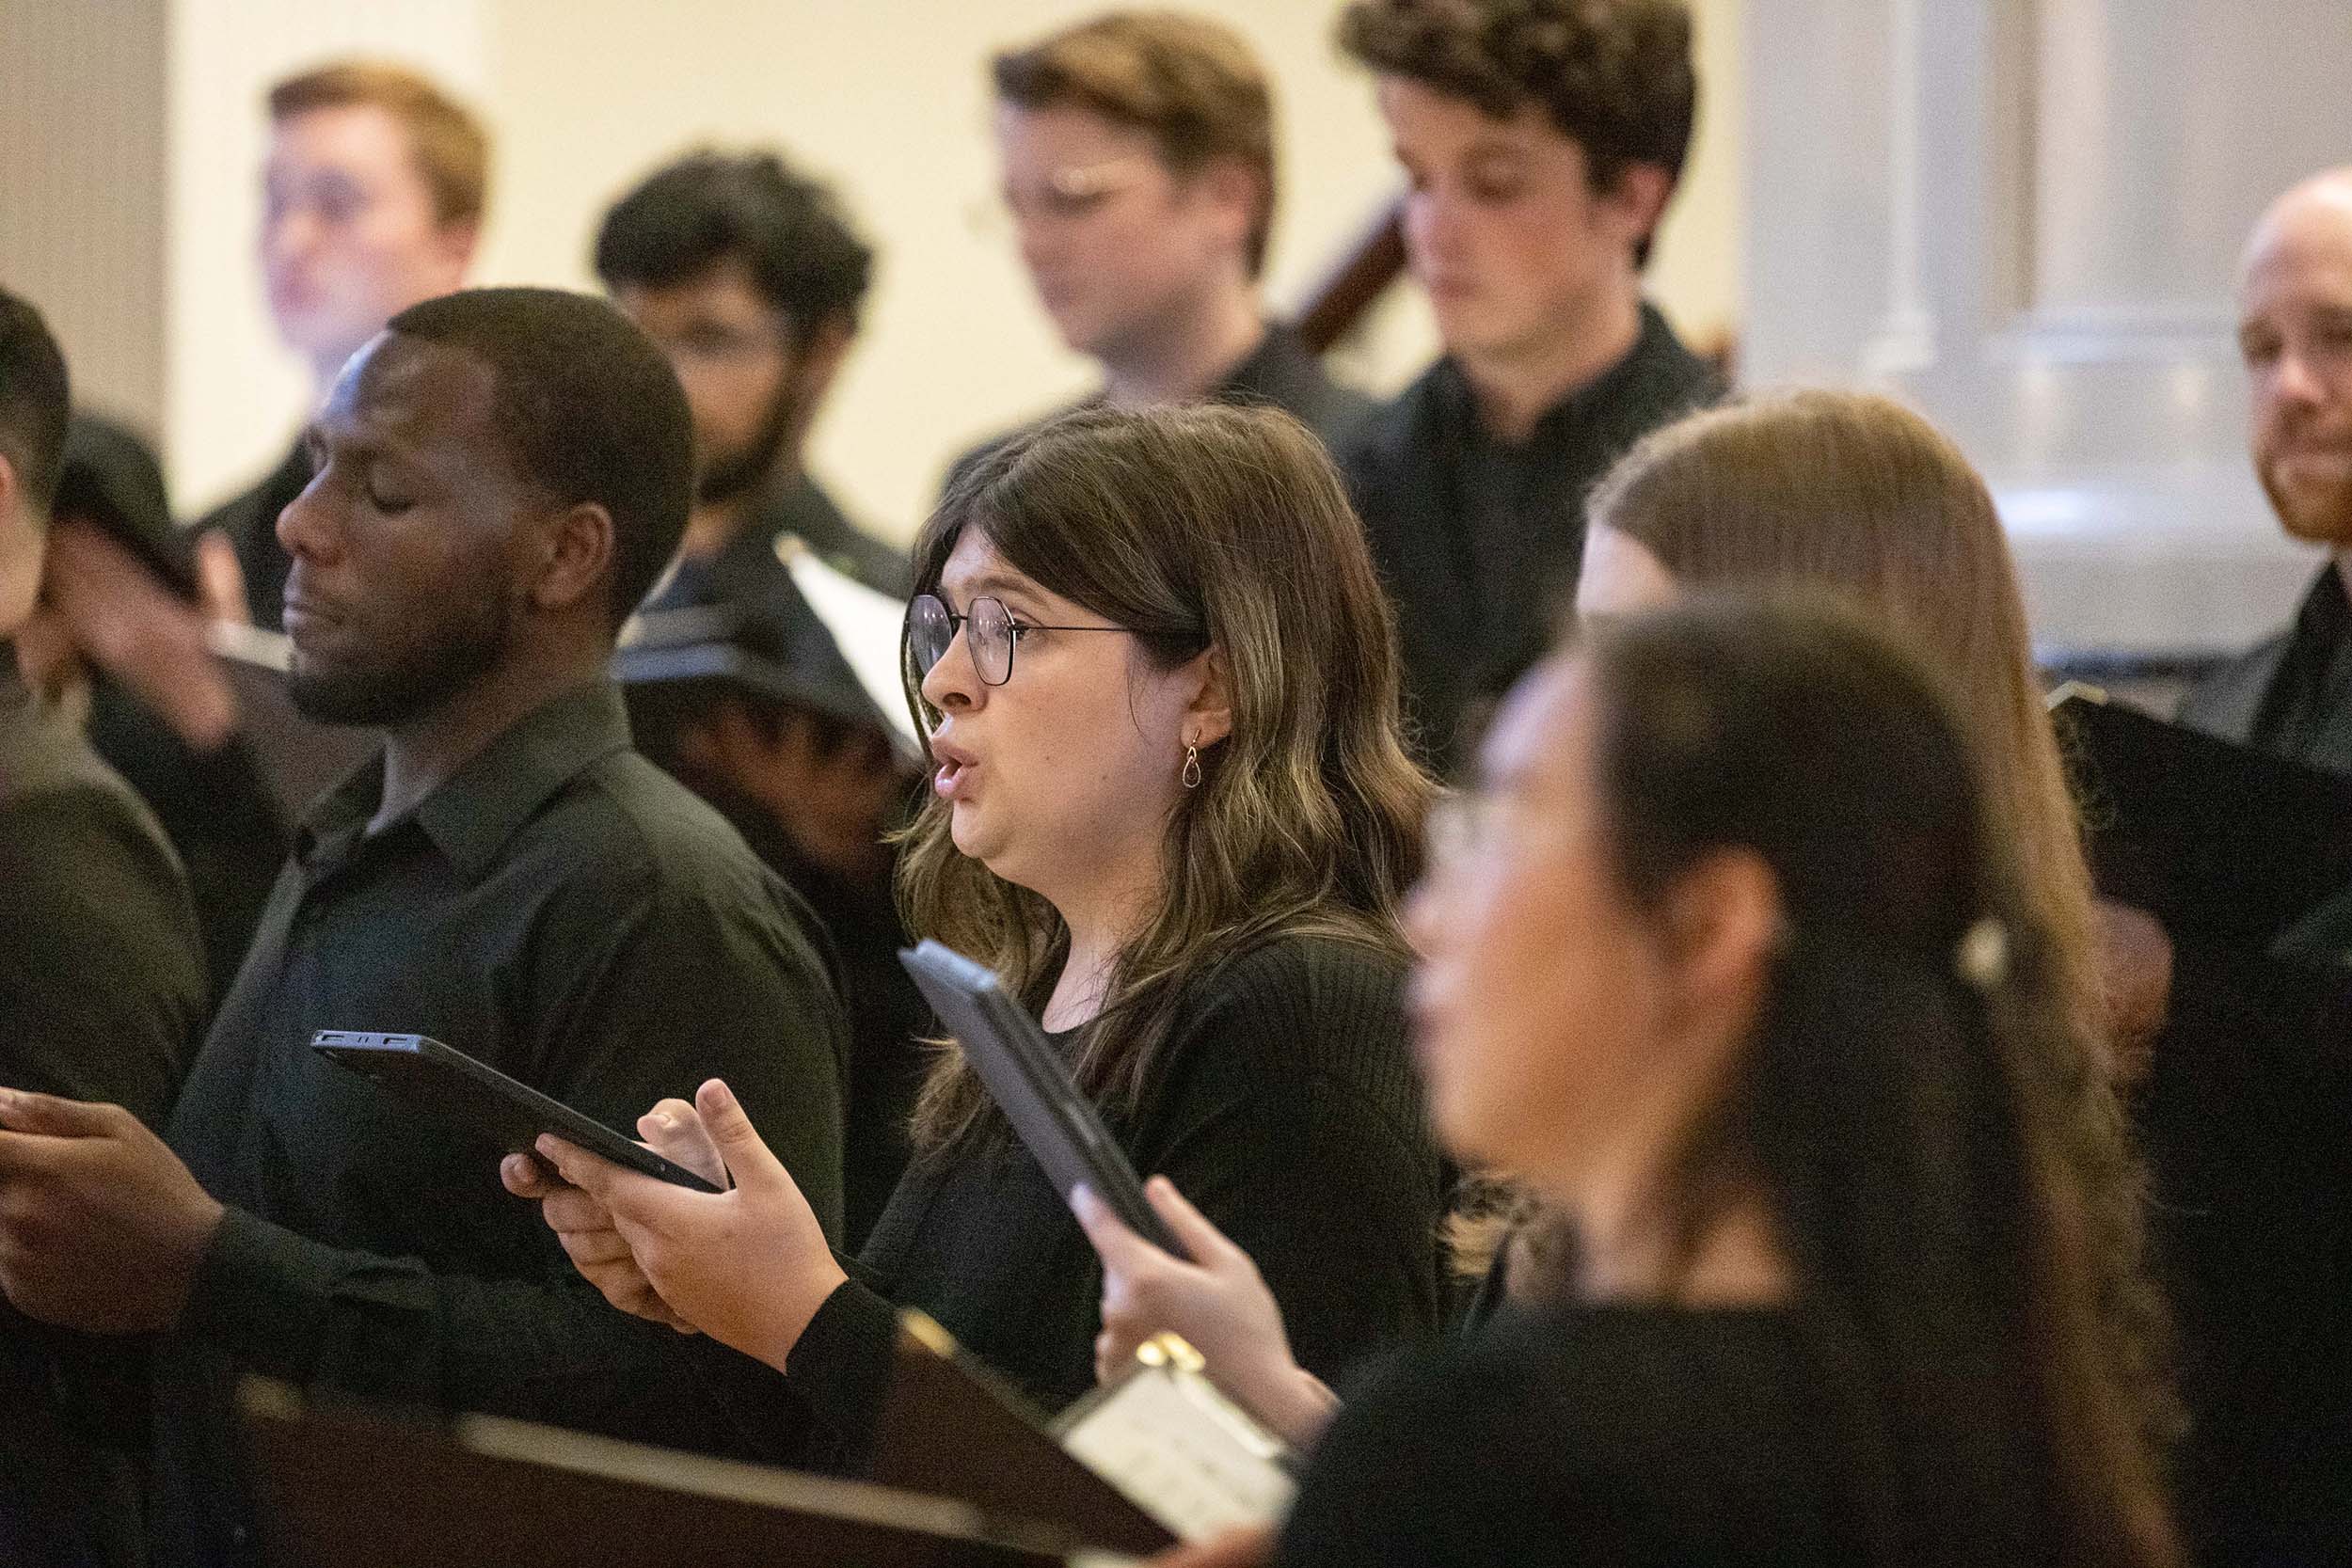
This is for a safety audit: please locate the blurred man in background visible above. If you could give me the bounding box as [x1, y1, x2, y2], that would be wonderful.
[194, 60, 487, 630]
[596, 149, 905, 596]
[948, 10, 1372, 487]
[1335, 0, 1719, 772]
[2181, 166, 2352, 778]
[598, 150, 926, 1241]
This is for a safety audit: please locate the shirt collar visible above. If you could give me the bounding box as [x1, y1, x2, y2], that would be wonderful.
[760, 471, 852, 546]
[1430, 300, 1684, 451]
[1216, 322, 1304, 403]
[297, 681, 632, 878]
[2295, 559, 2350, 646]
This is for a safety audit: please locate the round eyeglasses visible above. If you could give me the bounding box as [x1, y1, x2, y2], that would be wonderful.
[907, 593, 1130, 688]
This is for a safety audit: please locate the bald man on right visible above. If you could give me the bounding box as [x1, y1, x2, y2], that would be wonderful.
[2178, 167, 2352, 773]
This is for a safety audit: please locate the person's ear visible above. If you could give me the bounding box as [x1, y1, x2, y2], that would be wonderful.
[1602, 161, 1676, 258]
[0, 451, 43, 634]
[1189, 157, 1262, 264]
[435, 216, 482, 280]
[1656, 847, 1781, 1042]
[787, 314, 856, 412]
[1181, 645, 1234, 752]
[525, 499, 615, 617]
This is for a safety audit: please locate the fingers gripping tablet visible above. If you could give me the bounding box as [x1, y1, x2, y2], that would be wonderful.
[310, 1031, 723, 1194]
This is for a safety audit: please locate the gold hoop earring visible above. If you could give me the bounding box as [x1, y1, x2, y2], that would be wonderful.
[1182, 743, 1202, 791]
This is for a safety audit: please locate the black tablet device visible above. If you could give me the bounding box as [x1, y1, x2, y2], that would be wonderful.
[898, 942, 1189, 1259]
[310, 1031, 723, 1194]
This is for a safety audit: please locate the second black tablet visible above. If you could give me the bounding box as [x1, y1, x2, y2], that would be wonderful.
[310, 1031, 723, 1194]
[898, 942, 1188, 1259]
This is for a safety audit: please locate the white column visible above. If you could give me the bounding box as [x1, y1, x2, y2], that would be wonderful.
[1743, 0, 2352, 656]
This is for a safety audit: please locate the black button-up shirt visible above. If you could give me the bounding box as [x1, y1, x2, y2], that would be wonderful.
[1341, 302, 1721, 773]
[153, 681, 849, 1567]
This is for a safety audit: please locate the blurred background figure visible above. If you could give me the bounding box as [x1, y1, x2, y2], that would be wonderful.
[597, 146, 926, 1244]
[17, 417, 289, 1008]
[2180, 166, 2352, 778]
[596, 148, 907, 598]
[192, 60, 487, 630]
[1332, 0, 1720, 773]
[948, 10, 1372, 487]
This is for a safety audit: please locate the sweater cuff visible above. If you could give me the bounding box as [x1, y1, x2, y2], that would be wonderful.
[178, 1206, 338, 1382]
[785, 1275, 899, 1470]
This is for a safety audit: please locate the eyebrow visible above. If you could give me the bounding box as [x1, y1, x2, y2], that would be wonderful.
[947, 571, 1045, 603]
[1464, 141, 1533, 166]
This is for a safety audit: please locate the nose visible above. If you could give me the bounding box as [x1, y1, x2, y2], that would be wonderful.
[2269, 344, 2328, 409]
[1403, 186, 1458, 272]
[275, 463, 342, 563]
[918, 620, 983, 714]
[263, 205, 321, 270]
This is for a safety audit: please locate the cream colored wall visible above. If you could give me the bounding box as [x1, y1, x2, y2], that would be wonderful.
[163, 0, 1741, 538]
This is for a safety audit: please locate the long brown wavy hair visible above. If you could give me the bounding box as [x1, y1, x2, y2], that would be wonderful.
[898, 404, 1437, 1155]
[1586, 389, 2098, 1039]
[1514, 388, 2179, 1518]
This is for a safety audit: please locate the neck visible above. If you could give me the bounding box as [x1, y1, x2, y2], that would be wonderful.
[1099, 278, 1266, 409]
[678, 491, 762, 566]
[308, 352, 360, 404]
[1567, 1173, 1792, 1307]
[1039, 860, 1165, 1033]
[1456, 281, 1644, 445]
[372, 634, 605, 832]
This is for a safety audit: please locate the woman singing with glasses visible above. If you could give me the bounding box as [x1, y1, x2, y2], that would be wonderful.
[504, 402, 1449, 1470]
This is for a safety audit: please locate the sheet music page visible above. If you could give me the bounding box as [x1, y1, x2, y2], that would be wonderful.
[1057, 1364, 1295, 1543]
[779, 537, 920, 751]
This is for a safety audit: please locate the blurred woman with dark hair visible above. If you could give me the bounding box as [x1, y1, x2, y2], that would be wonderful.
[1101, 596, 2183, 1567]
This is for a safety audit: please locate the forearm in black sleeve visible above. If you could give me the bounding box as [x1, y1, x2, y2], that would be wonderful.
[1138, 949, 1448, 1385]
[178, 1209, 793, 1451]
[169, 876, 852, 1450]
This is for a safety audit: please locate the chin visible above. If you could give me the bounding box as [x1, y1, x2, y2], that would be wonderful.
[281, 316, 374, 372]
[1430, 1091, 1512, 1175]
[946, 811, 1009, 872]
[2267, 490, 2352, 547]
[1434, 310, 1528, 366]
[1052, 315, 1108, 357]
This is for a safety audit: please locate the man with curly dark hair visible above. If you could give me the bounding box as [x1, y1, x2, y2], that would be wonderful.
[1334, 0, 1721, 773]
[596, 149, 907, 597]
